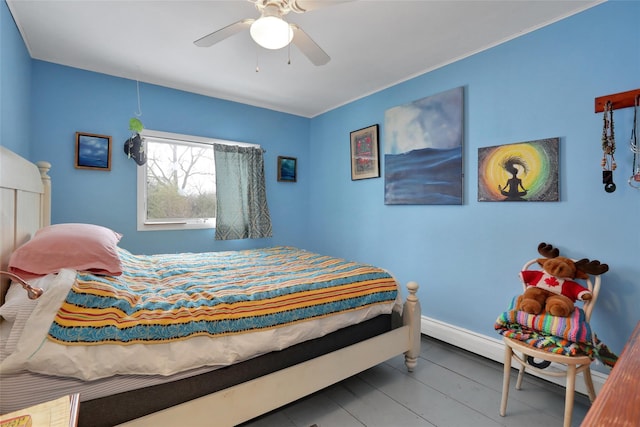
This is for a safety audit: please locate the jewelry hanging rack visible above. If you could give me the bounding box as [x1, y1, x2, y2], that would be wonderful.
[629, 95, 640, 189]
[594, 88, 640, 113]
[594, 88, 640, 193]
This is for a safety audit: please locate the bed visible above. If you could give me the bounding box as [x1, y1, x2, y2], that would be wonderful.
[0, 145, 421, 426]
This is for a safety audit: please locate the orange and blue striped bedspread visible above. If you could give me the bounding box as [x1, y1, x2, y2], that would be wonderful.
[48, 246, 398, 345]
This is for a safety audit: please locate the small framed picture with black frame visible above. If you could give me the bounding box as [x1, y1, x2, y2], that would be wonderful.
[277, 156, 297, 182]
[350, 124, 380, 180]
[75, 132, 112, 171]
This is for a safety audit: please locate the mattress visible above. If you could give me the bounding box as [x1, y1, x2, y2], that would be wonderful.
[1, 314, 394, 426]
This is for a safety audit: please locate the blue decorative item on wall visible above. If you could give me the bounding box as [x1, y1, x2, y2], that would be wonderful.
[75, 132, 112, 171]
[384, 87, 464, 205]
[277, 156, 297, 182]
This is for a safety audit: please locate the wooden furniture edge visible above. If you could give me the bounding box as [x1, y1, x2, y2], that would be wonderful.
[580, 321, 640, 426]
[0, 393, 80, 427]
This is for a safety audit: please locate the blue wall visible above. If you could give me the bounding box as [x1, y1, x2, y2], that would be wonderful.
[0, 0, 31, 157]
[308, 1, 640, 359]
[2, 0, 639, 360]
[28, 63, 311, 254]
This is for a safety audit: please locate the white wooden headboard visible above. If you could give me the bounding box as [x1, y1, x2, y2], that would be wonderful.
[0, 146, 51, 302]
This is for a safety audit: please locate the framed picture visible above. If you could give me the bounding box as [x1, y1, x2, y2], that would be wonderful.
[350, 124, 380, 180]
[75, 132, 112, 171]
[277, 156, 297, 182]
[384, 87, 464, 204]
[478, 137, 559, 202]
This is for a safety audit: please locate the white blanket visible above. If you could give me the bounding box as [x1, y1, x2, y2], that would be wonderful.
[1, 270, 399, 380]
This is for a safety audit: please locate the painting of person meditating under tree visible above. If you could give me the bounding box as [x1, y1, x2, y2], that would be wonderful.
[478, 138, 559, 202]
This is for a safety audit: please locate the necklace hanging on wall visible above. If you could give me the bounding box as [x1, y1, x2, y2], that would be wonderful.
[601, 101, 617, 193]
[630, 95, 640, 190]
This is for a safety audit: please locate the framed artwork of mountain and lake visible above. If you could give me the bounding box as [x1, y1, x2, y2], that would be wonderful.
[384, 87, 464, 205]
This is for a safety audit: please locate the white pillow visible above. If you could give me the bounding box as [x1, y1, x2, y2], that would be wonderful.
[0, 317, 13, 357]
[0, 276, 51, 322]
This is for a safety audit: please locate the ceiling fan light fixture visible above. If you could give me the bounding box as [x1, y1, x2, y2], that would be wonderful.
[250, 15, 293, 50]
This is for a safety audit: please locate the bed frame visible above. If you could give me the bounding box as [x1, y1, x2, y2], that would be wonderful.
[0, 146, 422, 426]
[0, 146, 51, 303]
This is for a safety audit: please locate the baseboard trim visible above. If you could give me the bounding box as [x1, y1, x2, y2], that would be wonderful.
[421, 315, 609, 395]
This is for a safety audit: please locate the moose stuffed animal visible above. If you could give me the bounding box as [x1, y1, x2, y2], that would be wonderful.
[516, 243, 608, 317]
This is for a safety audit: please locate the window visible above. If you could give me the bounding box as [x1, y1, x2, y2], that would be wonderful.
[137, 130, 256, 231]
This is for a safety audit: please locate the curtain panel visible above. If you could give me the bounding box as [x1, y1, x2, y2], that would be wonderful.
[213, 144, 272, 240]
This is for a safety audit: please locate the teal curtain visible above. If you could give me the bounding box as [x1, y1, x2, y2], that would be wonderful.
[213, 144, 272, 240]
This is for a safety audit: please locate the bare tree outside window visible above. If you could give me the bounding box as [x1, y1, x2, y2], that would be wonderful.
[145, 140, 216, 222]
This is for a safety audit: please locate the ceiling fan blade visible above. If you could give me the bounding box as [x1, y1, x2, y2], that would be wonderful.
[194, 19, 254, 47]
[291, 25, 330, 66]
[291, 0, 355, 13]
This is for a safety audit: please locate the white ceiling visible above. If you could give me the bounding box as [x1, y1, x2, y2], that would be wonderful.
[8, 0, 603, 118]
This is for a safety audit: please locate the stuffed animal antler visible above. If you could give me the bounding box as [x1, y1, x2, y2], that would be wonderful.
[537, 242, 559, 259]
[574, 258, 609, 276]
[538, 242, 609, 277]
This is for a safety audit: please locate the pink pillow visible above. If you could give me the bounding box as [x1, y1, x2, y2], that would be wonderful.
[8, 223, 123, 279]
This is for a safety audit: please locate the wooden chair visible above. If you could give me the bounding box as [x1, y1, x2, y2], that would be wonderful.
[499, 246, 608, 427]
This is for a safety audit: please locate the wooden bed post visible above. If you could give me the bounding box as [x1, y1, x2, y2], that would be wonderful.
[403, 281, 421, 371]
[36, 161, 51, 227]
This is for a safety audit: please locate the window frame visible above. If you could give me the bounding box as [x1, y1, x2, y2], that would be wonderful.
[136, 129, 258, 232]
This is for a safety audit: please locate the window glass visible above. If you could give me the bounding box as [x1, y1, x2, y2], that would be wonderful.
[136, 130, 257, 231]
[145, 138, 216, 224]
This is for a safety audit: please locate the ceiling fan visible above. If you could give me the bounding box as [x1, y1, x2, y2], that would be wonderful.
[194, 0, 352, 66]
